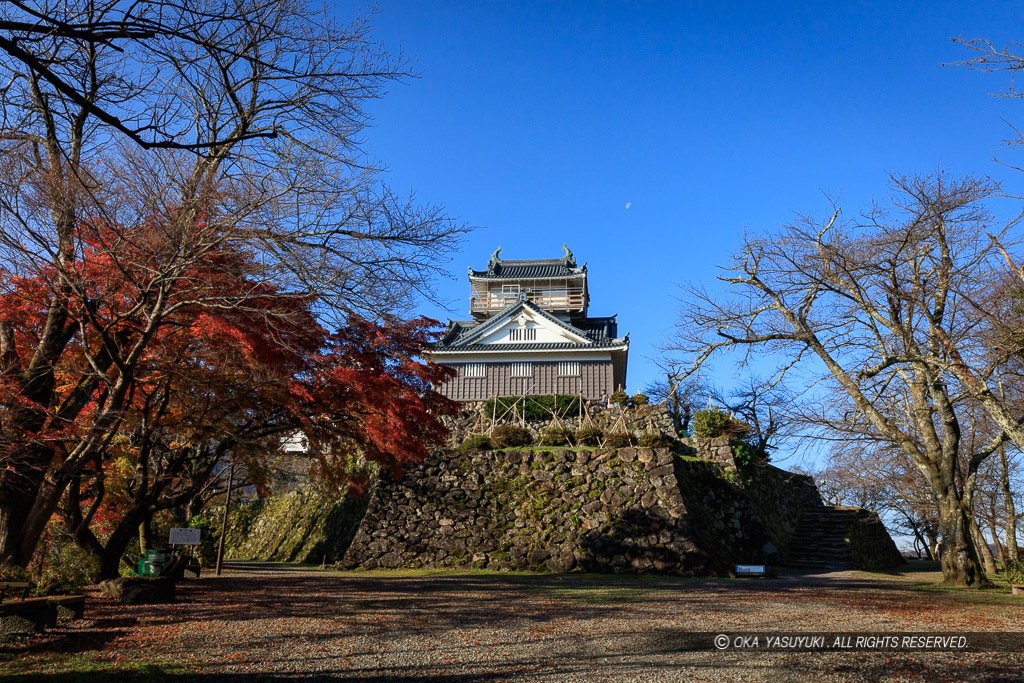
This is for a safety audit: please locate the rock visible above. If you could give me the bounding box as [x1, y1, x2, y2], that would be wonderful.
[529, 549, 551, 565]
[648, 464, 674, 478]
[99, 577, 175, 604]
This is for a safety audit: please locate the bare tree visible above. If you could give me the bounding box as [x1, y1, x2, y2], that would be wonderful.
[643, 360, 714, 435]
[669, 172, 1019, 585]
[0, 1, 466, 569]
[710, 378, 787, 462]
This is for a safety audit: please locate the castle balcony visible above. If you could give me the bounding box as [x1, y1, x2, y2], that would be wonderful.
[470, 285, 587, 317]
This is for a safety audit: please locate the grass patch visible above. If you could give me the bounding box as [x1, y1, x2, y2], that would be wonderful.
[545, 585, 647, 605]
[904, 582, 1024, 608]
[0, 652, 195, 681]
[857, 560, 1024, 606]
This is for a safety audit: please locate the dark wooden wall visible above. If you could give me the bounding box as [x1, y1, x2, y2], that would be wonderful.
[437, 361, 614, 401]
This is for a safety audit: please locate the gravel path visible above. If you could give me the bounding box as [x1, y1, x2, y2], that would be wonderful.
[4, 563, 1024, 681]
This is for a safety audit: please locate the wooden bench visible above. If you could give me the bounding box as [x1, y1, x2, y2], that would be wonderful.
[48, 594, 86, 622]
[0, 582, 31, 601]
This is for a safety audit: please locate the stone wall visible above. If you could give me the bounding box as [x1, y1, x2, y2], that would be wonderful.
[684, 435, 903, 571]
[209, 488, 367, 564]
[687, 435, 739, 471]
[340, 447, 790, 574]
[341, 441, 904, 574]
[671, 458, 777, 572]
[341, 447, 719, 574]
[845, 508, 905, 570]
[739, 464, 824, 559]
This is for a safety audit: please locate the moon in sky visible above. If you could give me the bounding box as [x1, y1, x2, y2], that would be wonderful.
[625, 202, 631, 210]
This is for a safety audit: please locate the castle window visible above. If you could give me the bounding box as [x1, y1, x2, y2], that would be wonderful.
[510, 362, 533, 377]
[508, 327, 536, 342]
[558, 361, 580, 376]
[463, 363, 486, 378]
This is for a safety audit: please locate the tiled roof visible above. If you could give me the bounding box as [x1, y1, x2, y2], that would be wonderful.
[429, 340, 628, 353]
[432, 299, 627, 351]
[576, 316, 618, 341]
[439, 320, 480, 345]
[469, 258, 586, 280]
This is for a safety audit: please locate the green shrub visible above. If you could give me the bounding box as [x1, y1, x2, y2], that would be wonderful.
[603, 432, 634, 448]
[35, 539, 100, 595]
[540, 426, 574, 447]
[0, 565, 29, 584]
[638, 431, 672, 448]
[610, 390, 629, 407]
[691, 408, 733, 438]
[188, 515, 218, 567]
[630, 392, 650, 406]
[731, 441, 768, 468]
[491, 424, 533, 448]
[575, 426, 604, 447]
[483, 395, 583, 421]
[460, 433, 493, 451]
[1006, 560, 1024, 585]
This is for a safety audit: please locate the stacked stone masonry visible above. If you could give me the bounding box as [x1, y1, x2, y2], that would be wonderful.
[341, 442, 904, 574]
[342, 447, 717, 574]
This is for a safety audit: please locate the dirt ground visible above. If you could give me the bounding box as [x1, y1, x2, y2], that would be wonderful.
[2, 562, 1023, 682]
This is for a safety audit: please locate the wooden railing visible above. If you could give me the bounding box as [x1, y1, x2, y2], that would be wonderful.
[471, 290, 586, 314]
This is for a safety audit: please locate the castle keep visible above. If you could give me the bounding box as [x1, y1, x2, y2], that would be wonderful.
[427, 246, 629, 401]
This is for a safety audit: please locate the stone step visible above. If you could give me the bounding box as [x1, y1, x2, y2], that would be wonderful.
[782, 505, 858, 570]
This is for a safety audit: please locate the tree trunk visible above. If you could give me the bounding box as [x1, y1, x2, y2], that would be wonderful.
[1000, 446, 1020, 563]
[908, 520, 932, 560]
[937, 498, 988, 586]
[0, 489, 36, 568]
[0, 442, 57, 567]
[16, 475, 71, 566]
[970, 517, 997, 576]
[988, 523, 1005, 568]
[139, 519, 152, 555]
[97, 512, 147, 580]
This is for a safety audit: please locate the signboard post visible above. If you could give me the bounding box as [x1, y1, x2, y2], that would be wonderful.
[168, 527, 201, 546]
[216, 463, 235, 575]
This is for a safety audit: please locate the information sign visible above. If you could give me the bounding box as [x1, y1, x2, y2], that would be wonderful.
[169, 527, 201, 546]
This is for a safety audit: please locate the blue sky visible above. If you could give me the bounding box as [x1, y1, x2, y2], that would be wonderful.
[352, 1, 1024, 399]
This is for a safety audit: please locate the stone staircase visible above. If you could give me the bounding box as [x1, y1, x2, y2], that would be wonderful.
[784, 506, 859, 570]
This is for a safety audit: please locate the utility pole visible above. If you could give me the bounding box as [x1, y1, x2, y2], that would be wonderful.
[215, 463, 235, 576]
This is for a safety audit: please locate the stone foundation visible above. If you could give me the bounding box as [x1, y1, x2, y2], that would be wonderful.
[342, 447, 717, 574]
[209, 487, 368, 565]
[341, 443, 904, 574]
